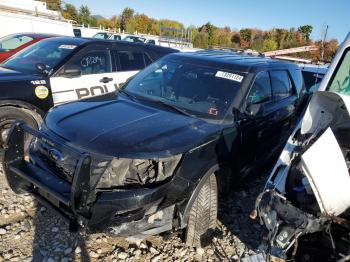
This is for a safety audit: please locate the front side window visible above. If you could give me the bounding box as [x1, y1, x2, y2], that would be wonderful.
[270, 70, 292, 100]
[328, 49, 350, 95]
[0, 34, 33, 52]
[2, 39, 76, 74]
[123, 58, 246, 120]
[65, 48, 112, 75]
[247, 71, 272, 105]
[117, 51, 145, 71]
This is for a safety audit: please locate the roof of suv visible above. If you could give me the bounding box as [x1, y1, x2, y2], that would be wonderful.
[168, 50, 298, 72]
[39, 36, 178, 53]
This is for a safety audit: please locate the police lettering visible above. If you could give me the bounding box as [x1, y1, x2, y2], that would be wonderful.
[76, 85, 109, 99]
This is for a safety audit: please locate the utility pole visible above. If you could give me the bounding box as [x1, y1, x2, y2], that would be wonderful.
[321, 25, 329, 61]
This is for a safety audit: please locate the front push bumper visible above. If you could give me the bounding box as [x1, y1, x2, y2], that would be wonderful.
[3, 122, 179, 235]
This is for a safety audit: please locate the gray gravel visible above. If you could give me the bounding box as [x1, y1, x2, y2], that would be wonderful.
[0, 164, 268, 262]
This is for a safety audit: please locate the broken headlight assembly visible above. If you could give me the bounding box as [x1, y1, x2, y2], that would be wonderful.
[96, 154, 182, 188]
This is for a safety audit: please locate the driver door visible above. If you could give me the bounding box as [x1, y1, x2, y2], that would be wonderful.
[50, 45, 116, 105]
[238, 71, 275, 171]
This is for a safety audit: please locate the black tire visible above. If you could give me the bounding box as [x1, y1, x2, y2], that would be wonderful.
[185, 173, 218, 247]
[0, 106, 40, 152]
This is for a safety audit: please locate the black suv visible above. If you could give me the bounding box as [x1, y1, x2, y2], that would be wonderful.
[3, 51, 304, 246]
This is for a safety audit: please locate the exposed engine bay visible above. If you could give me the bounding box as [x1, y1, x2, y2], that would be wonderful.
[254, 91, 350, 262]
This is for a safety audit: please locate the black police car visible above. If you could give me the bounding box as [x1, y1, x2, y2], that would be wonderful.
[0, 37, 177, 149]
[3, 51, 304, 246]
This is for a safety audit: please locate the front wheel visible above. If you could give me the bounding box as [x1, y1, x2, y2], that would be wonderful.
[185, 173, 218, 247]
[0, 106, 40, 152]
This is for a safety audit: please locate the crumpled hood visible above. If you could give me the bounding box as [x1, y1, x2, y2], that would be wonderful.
[45, 94, 223, 158]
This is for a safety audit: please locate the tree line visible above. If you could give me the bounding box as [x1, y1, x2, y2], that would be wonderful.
[45, 1, 338, 61]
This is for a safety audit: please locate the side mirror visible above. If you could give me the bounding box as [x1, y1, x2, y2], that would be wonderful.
[246, 103, 263, 117]
[63, 65, 81, 78]
[36, 63, 49, 75]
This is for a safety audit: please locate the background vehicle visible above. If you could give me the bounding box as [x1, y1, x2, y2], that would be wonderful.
[93, 32, 127, 40]
[0, 33, 56, 62]
[299, 63, 328, 93]
[3, 51, 304, 247]
[0, 37, 177, 149]
[250, 32, 350, 262]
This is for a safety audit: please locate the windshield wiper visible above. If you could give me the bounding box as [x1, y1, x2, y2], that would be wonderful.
[151, 99, 194, 117]
[118, 89, 138, 101]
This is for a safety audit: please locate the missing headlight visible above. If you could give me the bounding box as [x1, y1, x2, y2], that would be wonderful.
[97, 154, 182, 188]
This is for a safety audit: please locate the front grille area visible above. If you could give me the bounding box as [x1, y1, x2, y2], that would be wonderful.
[31, 138, 110, 186]
[33, 139, 79, 183]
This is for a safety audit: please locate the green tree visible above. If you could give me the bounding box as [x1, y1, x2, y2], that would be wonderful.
[79, 5, 91, 25]
[262, 38, 278, 51]
[193, 32, 209, 48]
[120, 7, 134, 31]
[298, 25, 313, 41]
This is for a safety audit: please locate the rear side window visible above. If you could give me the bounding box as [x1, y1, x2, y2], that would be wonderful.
[247, 71, 272, 104]
[270, 70, 292, 100]
[117, 50, 146, 71]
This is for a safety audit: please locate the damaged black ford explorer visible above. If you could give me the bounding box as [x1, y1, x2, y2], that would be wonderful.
[3, 50, 304, 246]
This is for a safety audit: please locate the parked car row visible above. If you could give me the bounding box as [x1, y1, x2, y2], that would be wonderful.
[2, 31, 345, 258]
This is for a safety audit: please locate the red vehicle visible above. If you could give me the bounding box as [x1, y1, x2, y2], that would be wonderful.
[0, 33, 57, 63]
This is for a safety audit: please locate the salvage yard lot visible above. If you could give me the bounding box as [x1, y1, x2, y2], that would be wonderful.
[0, 166, 267, 261]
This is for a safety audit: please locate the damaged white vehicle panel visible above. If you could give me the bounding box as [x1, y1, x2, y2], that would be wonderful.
[251, 32, 350, 262]
[253, 91, 350, 262]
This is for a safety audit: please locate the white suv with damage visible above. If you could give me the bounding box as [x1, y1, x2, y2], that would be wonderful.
[250, 33, 350, 262]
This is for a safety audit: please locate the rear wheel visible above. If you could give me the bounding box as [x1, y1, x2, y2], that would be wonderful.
[185, 173, 218, 247]
[0, 106, 40, 153]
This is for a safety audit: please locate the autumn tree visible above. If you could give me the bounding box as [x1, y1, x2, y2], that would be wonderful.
[134, 14, 149, 33]
[239, 28, 252, 48]
[62, 3, 79, 22]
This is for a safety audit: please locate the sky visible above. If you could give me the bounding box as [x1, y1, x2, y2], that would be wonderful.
[65, 0, 349, 42]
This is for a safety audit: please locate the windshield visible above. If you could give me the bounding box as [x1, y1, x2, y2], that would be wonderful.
[123, 57, 246, 120]
[328, 49, 350, 95]
[2, 39, 77, 74]
[0, 34, 34, 52]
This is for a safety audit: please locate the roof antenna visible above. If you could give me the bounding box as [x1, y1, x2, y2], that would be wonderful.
[321, 24, 329, 61]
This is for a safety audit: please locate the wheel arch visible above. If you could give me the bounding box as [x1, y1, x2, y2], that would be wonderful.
[0, 100, 44, 125]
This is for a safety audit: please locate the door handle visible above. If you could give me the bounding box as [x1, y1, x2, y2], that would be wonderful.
[100, 77, 113, 83]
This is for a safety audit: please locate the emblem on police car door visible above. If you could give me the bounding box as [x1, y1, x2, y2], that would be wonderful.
[35, 85, 49, 99]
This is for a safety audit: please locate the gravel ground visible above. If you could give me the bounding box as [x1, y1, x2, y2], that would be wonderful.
[0, 165, 268, 262]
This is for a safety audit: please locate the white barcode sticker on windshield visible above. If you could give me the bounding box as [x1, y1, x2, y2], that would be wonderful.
[58, 45, 77, 49]
[215, 71, 243, 82]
